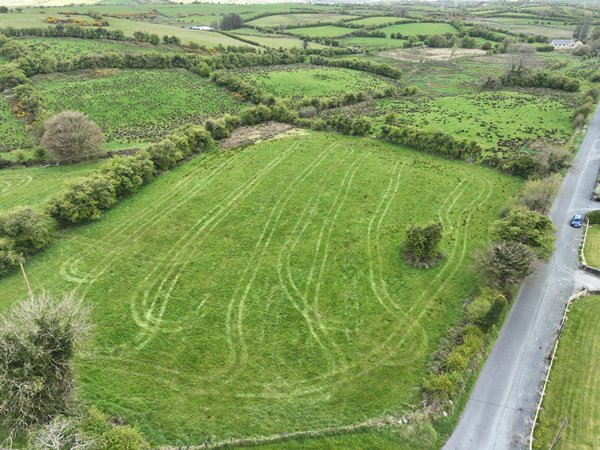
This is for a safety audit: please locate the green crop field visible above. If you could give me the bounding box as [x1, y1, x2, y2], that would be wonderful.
[378, 22, 457, 37]
[584, 225, 600, 269]
[338, 36, 407, 50]
[534, 295, 600, 449]
[246, 13, 356, 28]
[0, 97, 32, 152]
[0, 131, 519, 445]
[34, 69, 242, 144]
[19, 37, 180, 59]
[286, 25, 352, 38]
[346, 16, 408, 27]
[377, 92, 573, 148]
[0, 161, 100, 212]
[239, 66, 392, 98]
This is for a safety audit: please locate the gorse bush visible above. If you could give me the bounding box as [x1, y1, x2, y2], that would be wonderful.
[100, 153, 154, 198]
[0, 238, 23, 274]
[0, 207, 53, 254]
[404, 221, 443, 267]
[47, 174, 117, 224]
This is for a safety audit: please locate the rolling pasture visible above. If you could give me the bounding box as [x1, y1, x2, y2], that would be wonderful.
[286, 25, 352, 38]
[0, 161, 100, 212]
[534, 295, 600, 449]
[379, 22, 457, 37]
[0, 132, 520, 445]
[246, 13, 356, 28]
[34, 69, 242, 144]
[377, 92, 573, 148]
[239, 66, 392, 98]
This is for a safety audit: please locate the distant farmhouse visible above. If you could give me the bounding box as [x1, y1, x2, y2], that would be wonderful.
[188, 26, 214, 31]
[551, 39, 583, 50]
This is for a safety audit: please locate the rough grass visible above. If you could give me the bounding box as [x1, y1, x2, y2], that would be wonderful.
[0, 131, 520, 446]
[376, 91, 573, 148]
[286, 25, 352, 38]
[378, 22, 457, 37]
[346, 16, 408, 27]
[534, 295, 600, 450]
[0, 161, 100, 212]
[239, 66, 392, 98]
[338, 36, 407, 50]
[19, 37, 181, 59]
[0, 97, 32, 152]
[584, 225, 600, 269]
[34, 69, 242, 144]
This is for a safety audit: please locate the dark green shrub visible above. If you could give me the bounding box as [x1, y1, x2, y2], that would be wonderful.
[404, 221, 443, 267]
[147, 139, 182, 171]
[0, 238, 22, 274]
[101, 154, 154, 198]
[47, 174, 117, 225]
[587, 210, 600, 224]
[0, 207, 53, 254]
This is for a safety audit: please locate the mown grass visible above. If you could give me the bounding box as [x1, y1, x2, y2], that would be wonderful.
[378, 22, 457, 37]
[345, 16, 409, 27]
[286, 25, 352, 38]
[0, 97, 32, 152]
[0, 161, 100, 212]
[0, 131, 520, 446]
[376, 91, 573, 148]
[584, 225, 600, 269]
[246, 13, 356, 28]
[534, 295, 600, 449]
[34, 69, 242, 144]
[338, 36, 407, 50]
[239, 66, 392, 98]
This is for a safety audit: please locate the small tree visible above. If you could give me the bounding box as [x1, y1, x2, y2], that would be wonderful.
[519, 175, 561, 214]
[41, 111, 105, 163]
[404, 221, 443, 267]
[0, 207, 53, 254]
[221, 13, 243, 30]
[0, 292, 91, 435]
[478, 240, 535, 289]
[493, 207, 555, 260]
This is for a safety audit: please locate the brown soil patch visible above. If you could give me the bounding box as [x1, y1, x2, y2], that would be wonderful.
[381, 47, 487, 62]
[219, 121, 300, 149]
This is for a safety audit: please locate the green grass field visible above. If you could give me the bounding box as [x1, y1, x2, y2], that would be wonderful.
[286, 25, 351, 38]
[0, 131, 520, 446]
[346, 16, 408, 27]
[0, 97, 32, 152]
[377, 92, 573, 148]
[0, 161, 100, 212]
[246, 13, 355, 28]
[34, 69, 242, 144]
[239, 66, 392, 98]
[584, 225, 600, 268]
[338, 36, 407, 50]
[378, 22, 457, 37]
[534, 295, 600, 449]
[19, 37, 180, 59]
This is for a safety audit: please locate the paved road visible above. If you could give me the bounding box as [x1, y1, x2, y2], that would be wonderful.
[443, 105, 600, 450]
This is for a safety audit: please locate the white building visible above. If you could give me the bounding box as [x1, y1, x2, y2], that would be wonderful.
[189, 26, 214, 31]
[551, 39, 583, 50]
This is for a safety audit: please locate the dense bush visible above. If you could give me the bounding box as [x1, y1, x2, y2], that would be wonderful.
[587, 209, 600, 224]
[309, 55, 402, 79]
[0, 292, 90, 434]
[0, 238, 22, 274]
[47, 174, 117, 224]
[493, 207, 555, 260]
[101, 425, 149, 450]
[404, 221, 443, 267]
[41, 111, 105, 163]
[380, 125, 482, 160]
[0, 63, 27, 89]
[0, 207, 53, 254]
[100, 153, 154, 198]
[499, 71, 580, 92]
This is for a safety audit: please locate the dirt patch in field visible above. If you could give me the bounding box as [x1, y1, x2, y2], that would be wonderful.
[381, 47, 488, 62]
[220, 121, 301, 149]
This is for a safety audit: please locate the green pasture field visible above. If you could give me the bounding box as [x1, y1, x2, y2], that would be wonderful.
[584, 225, 600, 269]
[534, 295, 600, 449]
[345, 16, 408, 27]
[34, 69, 242, 144]
[0, 97, 32, 152]
[0, 161, 100, 212]
[246, 13, 356, 28]
[232, 33, 327, 49]
[239, 66, 392, 98]
[377, 92, 573, 149]
[338, 36, 407, 50]
[471, 19, 573, 39]
[286, 25, 352, 38]
[19, 37, 181, 59]
[0, 131, 520, 446]
[378, 22, 457, 37]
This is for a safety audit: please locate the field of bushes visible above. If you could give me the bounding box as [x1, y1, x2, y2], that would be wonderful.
[34, 69, 242, 144]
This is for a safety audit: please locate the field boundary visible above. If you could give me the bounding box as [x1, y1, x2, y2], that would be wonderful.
[528, 288, 600, 449]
